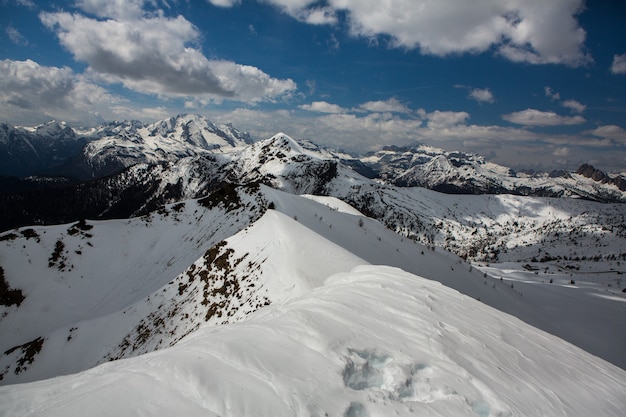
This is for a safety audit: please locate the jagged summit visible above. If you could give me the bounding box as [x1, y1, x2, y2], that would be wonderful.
[576, 163, 626, 191]
[8, 120, 76, 141]
[77, 119, 144, 138]
[261, 132, 327, 159]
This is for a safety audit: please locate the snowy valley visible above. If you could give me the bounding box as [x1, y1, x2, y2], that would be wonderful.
[1, 115, 625, 416]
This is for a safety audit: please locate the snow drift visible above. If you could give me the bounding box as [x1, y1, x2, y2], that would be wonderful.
[1, 264, 624, 416]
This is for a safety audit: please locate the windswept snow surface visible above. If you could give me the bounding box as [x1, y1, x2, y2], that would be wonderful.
[1, 265, 624, 417]
[1, 184, 625, 386]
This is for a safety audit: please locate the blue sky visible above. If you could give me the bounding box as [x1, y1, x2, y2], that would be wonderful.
[1, 0, 626, 171]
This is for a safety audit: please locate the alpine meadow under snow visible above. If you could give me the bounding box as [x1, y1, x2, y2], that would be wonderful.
[1, 115, 625, 416]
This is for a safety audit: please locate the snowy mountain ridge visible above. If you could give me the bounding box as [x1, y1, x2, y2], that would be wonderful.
[1, 184, 624, 415]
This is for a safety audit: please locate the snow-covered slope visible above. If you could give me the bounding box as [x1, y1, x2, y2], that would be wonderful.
[2, 184, 625, 387]
[2, 264, 624, 416]
[0, 184, 271, 383]
[267, 186, 626, 371]
[329, 181, 626, 263]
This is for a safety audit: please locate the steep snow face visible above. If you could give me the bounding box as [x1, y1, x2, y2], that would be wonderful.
[1, 266, 624, 417]
[301, 194, 365, 216]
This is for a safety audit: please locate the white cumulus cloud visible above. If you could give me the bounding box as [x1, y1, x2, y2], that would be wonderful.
[425, 110, 470, 128]
[207, 0, 242, 7]
[0, 59, 123, 125]
[561, 99, 586, 114]
[299, 101, 347, 113]
[502, 109, 586, 126]
[299, 98, 411, 114]
[359, 98, 411, 113]
[40, 5, 296, 103]
[586, 125, 626, 144]
[468, 88, 495, 103]
[262, 0, 590, 66]
[610, 53, 626, 74]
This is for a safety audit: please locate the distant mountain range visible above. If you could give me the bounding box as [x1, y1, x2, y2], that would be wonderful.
[1, 114, 624, 202]
[0, 114, 251, 180]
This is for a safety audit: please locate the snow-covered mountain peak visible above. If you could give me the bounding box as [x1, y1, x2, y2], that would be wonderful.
[576, 163, 626, 192]
[69, 114, 253, 178]
[426, 154, 454, 171]
[0, 121, 88, 176]
[3, 114, 625, 202]
[30, 120, 76, 140]
[266, 132, 308, 154]
[145, 114, 249, 149]
[232, 133, 318, 168]
[258, 132, 344, 161]
[221, 134, 346, 195]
